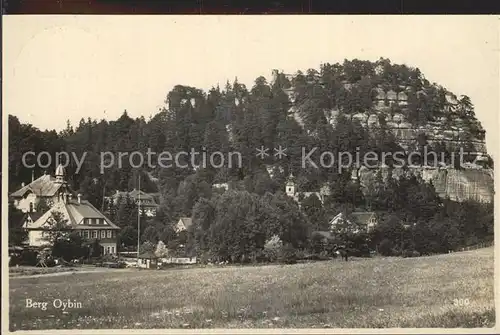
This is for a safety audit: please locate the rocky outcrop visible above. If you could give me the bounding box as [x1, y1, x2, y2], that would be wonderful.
[279, 63, 493, 203]
[356, 166, 494, 203]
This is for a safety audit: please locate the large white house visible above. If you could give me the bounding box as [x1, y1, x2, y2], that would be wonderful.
[23, 194, 120, 254]
[11, 165, 120, 254]
[10, 165, 71, 213]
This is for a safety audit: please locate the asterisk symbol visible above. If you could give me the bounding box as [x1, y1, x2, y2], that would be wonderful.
[274, 146, 287, 159]
[256, 146, 270, 159]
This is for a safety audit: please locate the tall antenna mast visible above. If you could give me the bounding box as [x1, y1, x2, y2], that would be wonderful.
[136, 174, 141, 265]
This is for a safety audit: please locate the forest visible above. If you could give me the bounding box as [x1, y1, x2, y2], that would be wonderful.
[8, 58, 494, 262]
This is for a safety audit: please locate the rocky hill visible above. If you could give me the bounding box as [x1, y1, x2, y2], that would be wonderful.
[271, 58, 494, 203]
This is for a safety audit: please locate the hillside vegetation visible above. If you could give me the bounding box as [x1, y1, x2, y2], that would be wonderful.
[9, 58, 494, 261]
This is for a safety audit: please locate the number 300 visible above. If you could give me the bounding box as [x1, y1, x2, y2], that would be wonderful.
[453, 298, 470, 306]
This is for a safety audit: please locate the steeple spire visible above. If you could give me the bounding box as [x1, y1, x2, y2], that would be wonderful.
[55, 164, 66, 184]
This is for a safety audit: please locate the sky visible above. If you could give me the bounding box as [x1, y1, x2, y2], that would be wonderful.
[3, 16, 499, 155]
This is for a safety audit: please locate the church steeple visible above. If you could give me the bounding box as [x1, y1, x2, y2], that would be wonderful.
[55, 164, 66, 184]
[285, 173, 296, 197]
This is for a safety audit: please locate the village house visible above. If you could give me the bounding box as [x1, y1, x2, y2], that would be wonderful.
[24, 193, 121, 254]
[111, 189, 159, 217]
[212, 182, 229, 191]
[329, 211, 379, 233]
[13, 165, 121, 254]
[10, 165, 71, 213]
[175, 217, 193, 233]
[285, 174, 331, 204]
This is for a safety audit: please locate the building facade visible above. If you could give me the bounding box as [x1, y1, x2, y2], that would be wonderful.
[11, 165, 120, 254]
[10, 165, 71, 213]
[285, 174, 331, 204]
[111, 189, 159, 217]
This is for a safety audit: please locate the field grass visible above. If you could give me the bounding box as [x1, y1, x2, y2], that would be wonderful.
[9, 247, 495, 330]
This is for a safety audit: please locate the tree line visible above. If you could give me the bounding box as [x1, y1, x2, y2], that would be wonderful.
[8, 58, 493, 262]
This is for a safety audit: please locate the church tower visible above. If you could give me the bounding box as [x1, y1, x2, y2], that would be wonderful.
[285, 173, 296, 198]
[55, 164, 66, 184]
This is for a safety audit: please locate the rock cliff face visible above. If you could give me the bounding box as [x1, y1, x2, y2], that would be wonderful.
[274, 60, 494, 203]
[355, 166, 494, 203]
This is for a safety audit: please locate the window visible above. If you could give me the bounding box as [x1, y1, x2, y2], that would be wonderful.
[84, 230, 89, 239]
[29, 202, 33, 212]
[92, 231, 97, 239]
[101, 230, 106, 238]
[111, 246, 115, 254]
[107, 230, 112, 238]
[106, 247, 110, 254]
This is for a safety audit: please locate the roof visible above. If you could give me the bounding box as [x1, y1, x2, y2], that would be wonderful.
[55, 164, 65, 177]
[329, 211, 377, 227]
[139, 251, 158, 259]
[10, 174, 65, 198]
[64, 199, 119, 229]
[23, 212, 44, 222]
[113, 189, 158, 206]
[178, 217, 193, 230]
[27, 199, 120, 230]
[350, 212, 377, 226]
[312, 231, 333, 240]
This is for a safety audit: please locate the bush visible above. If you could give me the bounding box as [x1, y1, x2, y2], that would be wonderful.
[391, 248, 402, 257]
[295, 249, 306, 260]
[401, 249, 412, 258]
[264, 235, 283, 262]
[199, 252, 211, 264]
[44, 258, 56, 267]
[278, 243, 297, 264]
[19, 250, 39, 266]
[378, 238, 393, 256]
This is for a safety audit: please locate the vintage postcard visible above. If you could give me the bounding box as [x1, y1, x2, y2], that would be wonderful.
[2, 15, 498, 334]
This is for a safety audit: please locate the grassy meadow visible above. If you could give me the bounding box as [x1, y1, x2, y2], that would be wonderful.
[9, 247, 495, 330]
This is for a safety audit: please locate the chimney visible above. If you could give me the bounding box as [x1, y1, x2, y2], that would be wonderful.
[77, 193, 82, 204]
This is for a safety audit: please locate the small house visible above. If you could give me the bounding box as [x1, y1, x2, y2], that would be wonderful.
[138, 251, 158, 269]
[329, 211, 378, 233]
[112, 189, 159, 217]
[175, 217, 193, 233]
